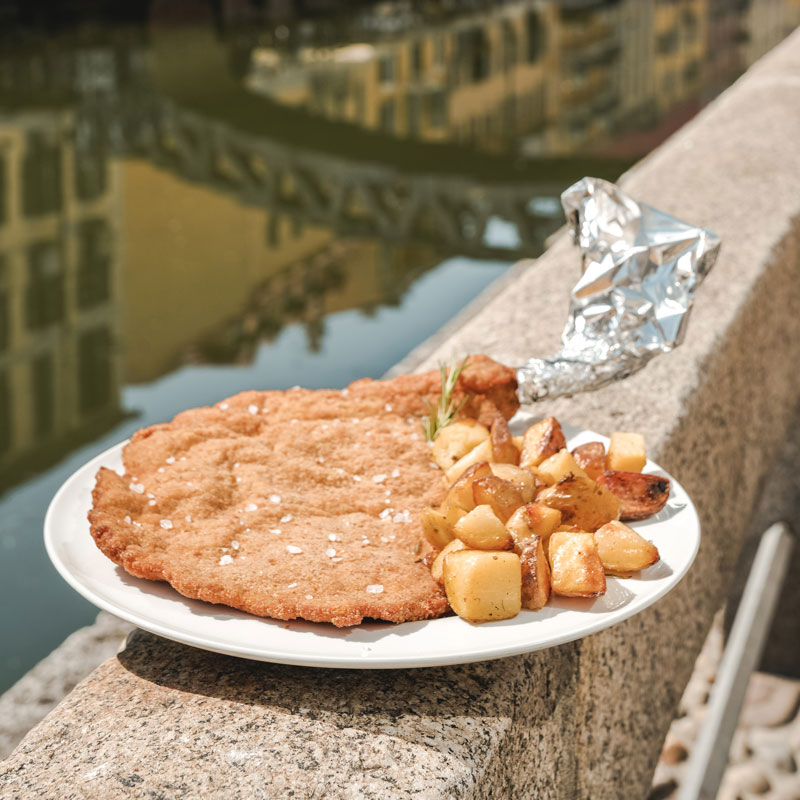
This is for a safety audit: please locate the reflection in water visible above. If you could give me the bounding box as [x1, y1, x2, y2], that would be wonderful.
[0, 0, 797, 693]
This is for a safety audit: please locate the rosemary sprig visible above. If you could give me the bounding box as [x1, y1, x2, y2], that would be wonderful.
[422, 356, 470, 442]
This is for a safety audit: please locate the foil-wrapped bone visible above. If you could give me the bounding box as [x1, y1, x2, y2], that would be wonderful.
[517, 177, 720, 403]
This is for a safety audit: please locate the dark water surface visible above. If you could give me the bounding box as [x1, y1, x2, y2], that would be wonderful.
[0, 0, 795, 692]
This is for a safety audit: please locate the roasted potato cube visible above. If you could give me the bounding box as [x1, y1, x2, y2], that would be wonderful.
[431, 420, 490, 470]
[519, 535, 551, 610]
[453, 504, 513, 550]
[524, 503, 563, 538]
[536, 449, 589, 485]
[472, 476, 524, 523]
[443, 550, 522, 623]
[506, 506, 534, 550]
[420, 507, 455, 550]
[512, 435, 524, 449]
[441, 494, 469, 529]
[445, 439, 493, 484]
[444, 461, 493, 512]
[606, 432, 647, 473]
[548, 532, 606, 598]
[571, 441, 606, 481]
[490, 464, 536, 503]
[490, 418, 520, 465]
[519, 416, 566, 470]
[597, 471, 670, 521]
[430, 538, 469, 584]
[537, 475, 621, 532]
[594, 520, 659, 576]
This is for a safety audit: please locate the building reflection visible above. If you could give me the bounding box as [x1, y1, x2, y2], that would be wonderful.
[0, 0, 797, 494]
[0, 109, 125, 490]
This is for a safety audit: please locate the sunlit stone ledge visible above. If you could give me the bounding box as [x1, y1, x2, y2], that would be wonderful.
[2, 29, 799, 799]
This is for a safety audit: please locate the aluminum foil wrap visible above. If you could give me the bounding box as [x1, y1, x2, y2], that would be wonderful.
[517, 177, 720, 403]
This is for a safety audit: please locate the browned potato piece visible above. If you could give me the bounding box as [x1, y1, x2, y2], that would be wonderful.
[524, 503, 564, 538]
[505, 506, 534, 550]
[430, 539, 469, 584]
[572, 441, 606, 481]
[420, 508, 455, 550]
[453, 504, 513, 550]
[431, 420, 490, 471]
[472, 476, 524, 523]
[441, 494, 469, 529]
[520, 416, 566, 470]
[445, 461, 493, 512]
[519, 535, 551, 610]
[536, 449, 589, 485]
[490, 417, 520, 465]
[606, 432, 647, 473]
[445, 439, 493, 484]
[537, 475, 621, 532]
[597, 471, 670, 521]
[548, 532, 606, 598]
[594, 520, 659, 576]
[490, 464, 536, 503]
[443, 550, 522, 623]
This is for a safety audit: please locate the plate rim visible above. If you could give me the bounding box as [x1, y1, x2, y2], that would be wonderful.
[44, 428, 701, 669]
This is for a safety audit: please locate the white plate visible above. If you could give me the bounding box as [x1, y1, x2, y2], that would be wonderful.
[45, 415, 700, 669]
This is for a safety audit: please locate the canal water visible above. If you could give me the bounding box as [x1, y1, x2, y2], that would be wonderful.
[0, 0, 796, 693]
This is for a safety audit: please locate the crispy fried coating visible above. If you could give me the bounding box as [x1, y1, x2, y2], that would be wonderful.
[89, 355, 518, 626]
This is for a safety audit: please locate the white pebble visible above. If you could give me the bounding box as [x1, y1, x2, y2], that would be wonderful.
[159, 519, 173, 530]
[286, 545, 302, 554]
[366, 584, 384, 594]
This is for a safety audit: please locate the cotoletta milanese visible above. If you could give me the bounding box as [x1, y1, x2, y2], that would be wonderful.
[89, 355, 518, 627]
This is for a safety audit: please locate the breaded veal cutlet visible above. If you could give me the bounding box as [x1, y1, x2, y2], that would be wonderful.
[89, 355, 519, 626]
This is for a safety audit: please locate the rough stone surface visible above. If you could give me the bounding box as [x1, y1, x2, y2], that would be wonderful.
[2, 30, 800, 800]
[650, 615, 800, 800]
[0, 612, 133, 759]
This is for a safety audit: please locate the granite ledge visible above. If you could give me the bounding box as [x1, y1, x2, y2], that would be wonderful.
[2, 28, 800, 800]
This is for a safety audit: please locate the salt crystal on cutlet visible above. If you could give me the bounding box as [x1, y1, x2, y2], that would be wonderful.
[148, 500, 156, 506]
[325, 548, 336, 558]
[286, 545, 302, 554]
[290, 419, 298, 425]
[124, 516, 131, 524]
[185, 515, 192, 523]
[147, 493, 154, 499]
[379, 508, 392, 520]
[160, 519, 173, 530]
[280, 514, 293, 523]
[248, 404, 258, 415]
[331, 557, 342, 563]
[391, 468, 400, 478]
[366, 584, 384, 594]
[245, 503, 258, 512]
[231, 541, 239, 550]
[166, 456, 176, 465]
[372, 474, 387, 483]
[219, 555, 234, 566]
[384, 499, 391, 505]
[327, 533, 341, 542]
[317, 457, 325, 464]
[219, 403, 229, 410]
[157, 467, 165, 473]
[305, 594, 313, 600]
[234, 462, 240, 468]
[269, 495, 281, 504]
[269, 528, 281, 535]
[129, 483, 144, 494]
[384, 404, 392, 412]
[236, 477, 242, 483]
[287, 582, 297, 588]
[393, 510, 412, 524]
[352, 475, 362, 482]
[340, 388, 349, 396]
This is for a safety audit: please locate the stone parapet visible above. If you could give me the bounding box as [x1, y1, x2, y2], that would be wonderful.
[2, 30, 799, 800]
